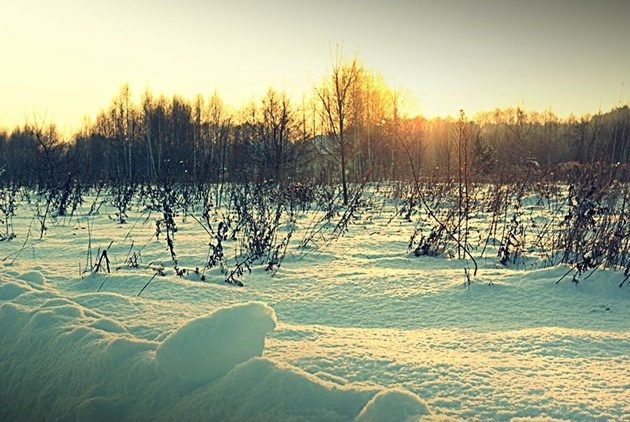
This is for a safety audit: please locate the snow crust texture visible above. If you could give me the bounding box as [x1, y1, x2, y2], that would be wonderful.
[0, 272, 430, 421]
[356, 389, 432, 422]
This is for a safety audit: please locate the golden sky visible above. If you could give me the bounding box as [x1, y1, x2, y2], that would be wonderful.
[2, 0, 630, 134]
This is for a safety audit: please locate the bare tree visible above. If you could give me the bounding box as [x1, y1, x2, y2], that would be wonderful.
[207, 92, 231, 204]
[111, 84, 136, 180]
[315, 53, 361, 205]
[254, 89, 303, 182]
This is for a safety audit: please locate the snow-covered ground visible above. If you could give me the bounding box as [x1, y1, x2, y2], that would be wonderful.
[0, 192, 628, 421]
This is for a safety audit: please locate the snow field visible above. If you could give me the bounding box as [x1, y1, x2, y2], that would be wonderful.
[0, 189, 628, 420]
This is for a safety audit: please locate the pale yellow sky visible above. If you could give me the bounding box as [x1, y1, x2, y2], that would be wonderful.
[2, 0, 629, 135]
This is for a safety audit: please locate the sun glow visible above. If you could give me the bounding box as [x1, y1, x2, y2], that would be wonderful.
[1, 0, 629, 135]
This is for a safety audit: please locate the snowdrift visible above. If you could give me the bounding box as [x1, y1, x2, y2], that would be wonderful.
[0, 272, 433, 421]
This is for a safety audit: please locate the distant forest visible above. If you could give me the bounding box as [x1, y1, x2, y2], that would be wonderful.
[1, 59, 629, 187]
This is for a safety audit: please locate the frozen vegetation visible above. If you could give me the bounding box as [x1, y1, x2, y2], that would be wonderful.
[0, 181, 629, 421]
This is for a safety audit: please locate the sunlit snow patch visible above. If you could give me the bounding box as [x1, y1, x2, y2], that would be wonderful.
[156, 301, 277, 385]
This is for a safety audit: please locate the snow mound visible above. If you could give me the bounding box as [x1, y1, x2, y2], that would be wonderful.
[18, 270, 46, 286]
[156, 301, 276, 385]
[165, 356, 438, 421]
[356, 389, 432, 422]
[0, 301, 156, 421]
[0, 275, 431, 421]
[0, 281, 28, 300]
[167, 357, 376, 421]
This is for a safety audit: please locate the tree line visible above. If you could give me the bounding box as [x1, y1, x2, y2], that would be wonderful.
[1, 57, 629, 193]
